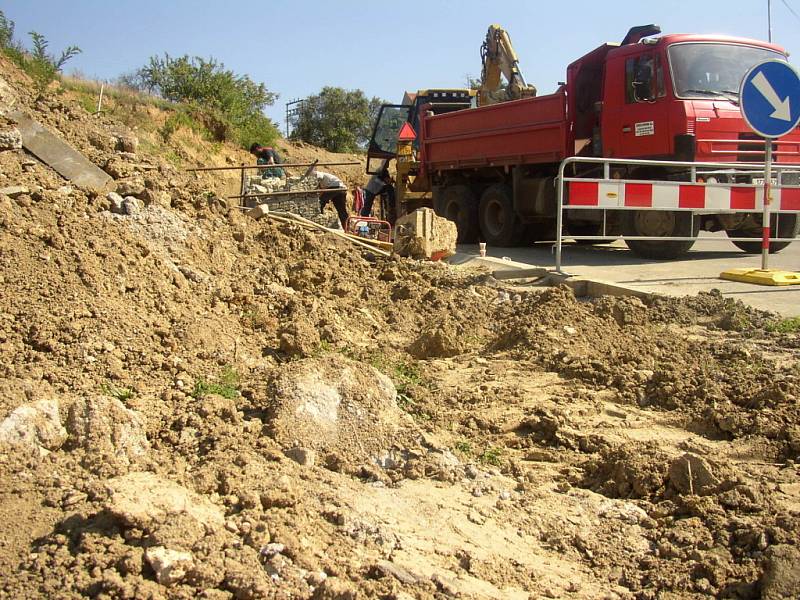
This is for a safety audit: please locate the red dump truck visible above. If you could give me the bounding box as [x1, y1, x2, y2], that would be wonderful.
[367, 25, 800, 258]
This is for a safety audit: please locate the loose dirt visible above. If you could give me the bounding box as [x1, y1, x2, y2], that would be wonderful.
[0, 55, 799, 599]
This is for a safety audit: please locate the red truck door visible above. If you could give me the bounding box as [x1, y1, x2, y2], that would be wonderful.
[602, 51, 673, 159]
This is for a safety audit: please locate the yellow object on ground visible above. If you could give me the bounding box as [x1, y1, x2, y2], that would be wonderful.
[719, 269, 800, 286]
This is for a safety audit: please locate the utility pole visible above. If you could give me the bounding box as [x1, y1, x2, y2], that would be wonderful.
[768, 0, 772, 42]
[285, 98, 305, 138]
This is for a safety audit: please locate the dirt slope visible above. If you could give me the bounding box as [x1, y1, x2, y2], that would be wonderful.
[1, 56, 799, 600]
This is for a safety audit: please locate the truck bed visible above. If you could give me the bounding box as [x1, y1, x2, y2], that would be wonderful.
[420, 90, 569, 172]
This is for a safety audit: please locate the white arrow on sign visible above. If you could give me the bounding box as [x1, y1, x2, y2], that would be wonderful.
[752, 71, 792, 121]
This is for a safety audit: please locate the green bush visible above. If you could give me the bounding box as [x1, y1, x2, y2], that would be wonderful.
[132, 54, 279, 148]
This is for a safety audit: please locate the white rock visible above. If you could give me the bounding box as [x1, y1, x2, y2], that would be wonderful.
[145, 546, 193, 586]
[107, 191, 125, 214]
[106, 472, 224, 542]
[0, 400, 67, 455]
[123, 196, 140, 216]
[66, 396, 150, 465]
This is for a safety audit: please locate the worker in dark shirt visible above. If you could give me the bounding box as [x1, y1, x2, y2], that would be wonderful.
[249, 143, 284, 178]
[360, 169, 395, 218]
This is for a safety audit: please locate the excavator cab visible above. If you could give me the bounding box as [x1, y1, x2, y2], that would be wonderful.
[366, 89, 474, 174]
[366, 104, 411, 174]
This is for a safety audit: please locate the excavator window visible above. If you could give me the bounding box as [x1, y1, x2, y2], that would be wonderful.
[366, 104, 411, 173]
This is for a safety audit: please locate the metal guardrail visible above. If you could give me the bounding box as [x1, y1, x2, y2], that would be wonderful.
[554, 157, 800, 273]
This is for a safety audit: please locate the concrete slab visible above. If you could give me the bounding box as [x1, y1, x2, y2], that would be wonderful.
[8, 110, 113, 191]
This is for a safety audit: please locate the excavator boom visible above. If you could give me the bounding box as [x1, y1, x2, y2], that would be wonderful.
[479, 24, 536, 106]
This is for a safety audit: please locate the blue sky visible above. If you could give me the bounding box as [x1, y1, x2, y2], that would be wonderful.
[3, 1, 799, 131]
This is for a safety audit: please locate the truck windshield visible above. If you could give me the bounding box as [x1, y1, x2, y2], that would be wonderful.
[668, 43, 785, 101]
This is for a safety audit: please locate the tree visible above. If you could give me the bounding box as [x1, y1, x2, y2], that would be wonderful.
[132, 54, 279, 147]
[290, 87, 386, 153]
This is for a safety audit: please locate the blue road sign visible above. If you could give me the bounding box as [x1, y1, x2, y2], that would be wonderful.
[740, 60, 800, 138]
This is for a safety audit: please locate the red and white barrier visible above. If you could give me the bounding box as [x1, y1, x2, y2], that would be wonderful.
[567, 180, 800, 212]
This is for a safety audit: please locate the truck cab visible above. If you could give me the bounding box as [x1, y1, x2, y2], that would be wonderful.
[568, 28, 800, 165]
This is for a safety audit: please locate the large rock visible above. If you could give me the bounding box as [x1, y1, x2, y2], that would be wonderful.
[265, 355, 412, 469]
[393, 208, 457, 260]
[0, 399, 67, 455]
[106, 472, 224, 544]
[66, 396, 150, 466]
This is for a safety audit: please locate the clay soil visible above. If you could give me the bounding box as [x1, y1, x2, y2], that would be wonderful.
[1, 57, 799, 600]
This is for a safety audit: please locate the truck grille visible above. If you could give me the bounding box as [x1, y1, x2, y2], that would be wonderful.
[737, 133, 765, 163]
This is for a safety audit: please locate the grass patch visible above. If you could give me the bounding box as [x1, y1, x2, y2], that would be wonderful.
[192, 367, 240, 399]
[454, 440, 473, 456]
[479, 446, 503, 467]
[767, 316, 800, 334]
[100, 383, 134, 402]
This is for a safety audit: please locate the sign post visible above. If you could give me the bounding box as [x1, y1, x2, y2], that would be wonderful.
[721, 59, 800, 284]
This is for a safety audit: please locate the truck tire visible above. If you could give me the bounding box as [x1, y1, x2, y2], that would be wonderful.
[725, 213, 798, 254]
[479, 184, 525, 246]
[622, 210, 699, 259]
[435, 184, 479, 243]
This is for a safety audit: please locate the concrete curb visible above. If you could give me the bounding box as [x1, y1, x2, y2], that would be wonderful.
[446, 252, 657, 300]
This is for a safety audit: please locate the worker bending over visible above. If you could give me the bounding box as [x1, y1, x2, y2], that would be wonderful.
[315, 170, 349, 228]
[249, 143, 284, 178]
[360, 169, 395, 219]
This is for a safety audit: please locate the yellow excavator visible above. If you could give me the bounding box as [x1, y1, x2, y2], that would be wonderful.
[478, 24, 537, 106]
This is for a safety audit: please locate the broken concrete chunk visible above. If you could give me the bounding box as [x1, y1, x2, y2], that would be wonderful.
[7, 110, 113, 191]
[145, 546, 193, 586]
[0, 399, 67, 455]
[66, 396, 150, 466]
[393, 207, 457, 260]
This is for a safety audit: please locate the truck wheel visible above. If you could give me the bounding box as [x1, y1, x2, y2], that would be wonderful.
[623, 210, 698, 259]
[435, 184, 479, 243]
[479, 184, 525, 246]
[725, 213, 798, 254]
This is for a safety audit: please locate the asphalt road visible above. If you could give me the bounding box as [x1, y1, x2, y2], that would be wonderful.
[457, 232, 800, 317]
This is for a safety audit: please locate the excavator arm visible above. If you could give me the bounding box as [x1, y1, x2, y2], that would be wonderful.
[479, 24, 537, 106]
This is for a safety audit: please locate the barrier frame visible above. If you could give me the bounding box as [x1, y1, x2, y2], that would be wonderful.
[555, 156, 800, 273]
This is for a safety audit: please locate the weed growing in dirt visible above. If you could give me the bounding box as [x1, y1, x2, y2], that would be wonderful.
[100, 383, 134, 402]
[192, 367, 240, 399]
[480, 446, 504, 466]
[454, 440, 473, 456]
[767, 316, 800, 334]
